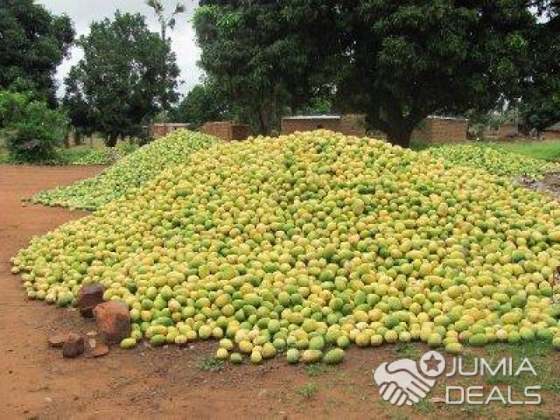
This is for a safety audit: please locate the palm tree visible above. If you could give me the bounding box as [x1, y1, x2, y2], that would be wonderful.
[146, 0, 186, 41]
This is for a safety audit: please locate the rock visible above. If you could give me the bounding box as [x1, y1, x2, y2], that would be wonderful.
[93, 301, 131, 344]
[77, 283, 105, 317]
[90, 343, 109, 358]
[62, 333, 84, 358]
[48, 334, 66, 348]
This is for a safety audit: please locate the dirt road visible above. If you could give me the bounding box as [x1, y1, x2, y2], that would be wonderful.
[0, 165, 558, 420]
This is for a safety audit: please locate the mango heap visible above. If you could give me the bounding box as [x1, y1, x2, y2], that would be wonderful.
[428, 144, 560, 179]
[12, 131, 560, 363]
[31, 130, 217, 210]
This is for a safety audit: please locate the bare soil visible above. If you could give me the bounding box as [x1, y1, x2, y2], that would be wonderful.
[0, 164, 558, 420]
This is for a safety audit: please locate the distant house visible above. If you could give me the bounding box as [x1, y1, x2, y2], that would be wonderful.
[411, 116, 468, 144]
[280, 114, 366, 136]
[150, 123, 190, 139]
[542, 122, 560, 140]
[199, 121, 251, 141]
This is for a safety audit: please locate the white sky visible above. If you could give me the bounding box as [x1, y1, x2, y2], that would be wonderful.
[36, 0, 203, 98]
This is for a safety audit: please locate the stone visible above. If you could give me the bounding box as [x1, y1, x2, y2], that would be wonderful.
[48, 334, 66, 348]
[90, 343, 109, 358]
[93, 301, 131, 344]
[62, 333, 84, 358]
[77, 283, 105, 317]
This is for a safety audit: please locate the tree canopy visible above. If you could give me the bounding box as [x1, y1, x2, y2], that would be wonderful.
[0, 0, 74, 105]
[171, 82, 229, 127]
[195, 1, 557, 146]
[194, 1, 340, 134]
[64, 11, 179, 146]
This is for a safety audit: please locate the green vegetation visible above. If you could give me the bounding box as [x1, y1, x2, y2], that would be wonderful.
[491, 141, 560, 162]
[0, 0, 74, 104]
[30, 130, 216, 210]
[63, 11, 179, 146]
[198, 357, 225, 372]
[296, 383, 318, 399]
[0, 90, 68, 163]
[12, 131, 560, 364]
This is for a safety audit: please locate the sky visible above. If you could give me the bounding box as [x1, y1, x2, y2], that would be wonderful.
[36, 0, 203, 98]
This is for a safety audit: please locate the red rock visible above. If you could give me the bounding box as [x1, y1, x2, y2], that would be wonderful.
[93, 301, 131, 344]
[62, 333, 84, 358]
[91, 343, 109, 358]
[48, 334, 66, 348]
[77, 283, 105, 317]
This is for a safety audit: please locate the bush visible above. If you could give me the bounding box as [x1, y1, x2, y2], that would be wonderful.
[0, 90, 68, 163]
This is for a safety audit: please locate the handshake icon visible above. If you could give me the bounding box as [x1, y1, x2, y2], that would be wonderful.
[373, 350, 446, 406]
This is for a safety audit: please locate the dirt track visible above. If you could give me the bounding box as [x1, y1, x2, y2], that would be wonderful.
[1, 164, 558, 420]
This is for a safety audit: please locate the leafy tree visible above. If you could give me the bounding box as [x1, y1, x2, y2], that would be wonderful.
[0, 0, 74, 104]
[0, 90, 68, 162]
[64, 12, 179, 146]
[171, 82, 229, 127]
[194, 1, 340, 134]
[519, 3, 560, 132]
[334, 1, 538, 146]
[196, 1, 549, 146]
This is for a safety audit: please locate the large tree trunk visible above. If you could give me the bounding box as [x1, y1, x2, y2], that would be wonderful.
[386, 125, 414, 148]
[105, 134, 118, 147]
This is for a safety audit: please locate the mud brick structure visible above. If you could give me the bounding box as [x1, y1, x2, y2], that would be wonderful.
[411, 116, 468, 144]
[281, 114, 366, 136]
[200, 121, 251, 141]
[149, 123, 189, 139]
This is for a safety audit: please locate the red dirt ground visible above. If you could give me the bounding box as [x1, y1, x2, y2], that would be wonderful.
[1, 164, 558, 420]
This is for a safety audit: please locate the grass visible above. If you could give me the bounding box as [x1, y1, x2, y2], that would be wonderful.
[305, 363, 331, 377]
[198, 357, 224, 372]
[491, 140, 560, 161]
[296, 383, 318, 399]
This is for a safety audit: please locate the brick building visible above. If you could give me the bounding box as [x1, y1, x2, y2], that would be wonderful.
[281, 114, 366, 136]
[149, 123, 190, 139]
[199, 121, 251, 141]
[411, 116, 468, 144]
[542, 122, 560, 140]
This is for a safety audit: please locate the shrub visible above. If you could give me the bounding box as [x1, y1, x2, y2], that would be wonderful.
[0, 90, 68, 163]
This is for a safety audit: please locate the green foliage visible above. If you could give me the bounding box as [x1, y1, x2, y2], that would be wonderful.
[196, 1, 553, 146]
[519, 5, 560, 132]
[296, 383, 318, 399]
[0, 90, 68, 163]
[31, 129, 216, 210]
[194, 1, 339, 134]
[171, 83, 229, 127]
[0, 0, 74, 104]
[64, 11, 179, 146]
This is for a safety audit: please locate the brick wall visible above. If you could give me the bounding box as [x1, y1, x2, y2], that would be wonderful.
[542, 129, 560, 140]
[411, 117, 467, 144]
[281, 115, 366, 136]
[150, 123, 189, 139]
[199, 121, 251, 141]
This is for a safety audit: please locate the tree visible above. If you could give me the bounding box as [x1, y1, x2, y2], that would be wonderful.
[64, 12, 179, 146]
[334, 1, 540, 146]
[0, 0, 74, 104]
[194, 1, 340, 134]
[171, 82, 229, 127]
[195, 1, 549, 147]
[519, 3, 560, 132]
[0, 90, 68, 162]
[146, 0, 185, 41]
